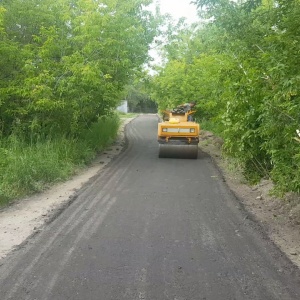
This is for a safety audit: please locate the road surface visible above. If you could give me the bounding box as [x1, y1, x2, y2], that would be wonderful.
[0, 115, 300, 300]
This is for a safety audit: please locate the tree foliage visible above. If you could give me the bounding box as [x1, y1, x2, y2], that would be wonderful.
[124, 75, 157, 113]
[0, 0, 160, 138]
[151, 0, 300, 193]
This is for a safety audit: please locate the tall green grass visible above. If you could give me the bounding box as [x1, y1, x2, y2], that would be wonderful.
[0, 114, 120, 206]
[199, 118, 224, 137]
[117, 111, 138, 118]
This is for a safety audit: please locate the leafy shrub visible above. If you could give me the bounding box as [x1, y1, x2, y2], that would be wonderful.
[0, 114, 120, 206]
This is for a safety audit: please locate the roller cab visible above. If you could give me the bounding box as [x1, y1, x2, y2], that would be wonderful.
[158, 110, 200, 159]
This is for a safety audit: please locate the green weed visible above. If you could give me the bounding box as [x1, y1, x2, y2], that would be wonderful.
[0, 114, 120, 206]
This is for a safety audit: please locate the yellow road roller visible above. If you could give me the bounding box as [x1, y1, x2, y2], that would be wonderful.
[158, 107, 200, 159]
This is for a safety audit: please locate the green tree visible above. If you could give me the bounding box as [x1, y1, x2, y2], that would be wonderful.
[0, 0, 161, 138]
[151, 0, 300, 192]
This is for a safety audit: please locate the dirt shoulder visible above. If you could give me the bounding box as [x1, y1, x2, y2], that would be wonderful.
[199, 130, 300, 268]
[0, 117, 134, 259]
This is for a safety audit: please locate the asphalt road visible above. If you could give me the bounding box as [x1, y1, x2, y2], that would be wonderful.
[1, 115, 300, 300]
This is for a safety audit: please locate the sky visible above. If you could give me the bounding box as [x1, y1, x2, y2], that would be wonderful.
[147, 1, 199, 68]
[156, 0, 199, 23]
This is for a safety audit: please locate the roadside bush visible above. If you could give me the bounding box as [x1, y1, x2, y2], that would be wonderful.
[0, 114, 120, 206]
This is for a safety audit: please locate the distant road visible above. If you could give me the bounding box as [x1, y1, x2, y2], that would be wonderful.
[0, 115, 300, 300]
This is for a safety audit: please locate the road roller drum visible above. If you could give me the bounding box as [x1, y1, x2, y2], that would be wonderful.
[157, 108, 200, 159]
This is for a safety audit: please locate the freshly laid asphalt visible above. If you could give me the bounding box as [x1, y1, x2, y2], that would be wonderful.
[1, 115, 300, 300]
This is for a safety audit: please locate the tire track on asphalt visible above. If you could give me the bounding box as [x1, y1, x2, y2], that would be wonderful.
[1, 136, 141, 299]
[42, 196, 117, 300]
[3, 193, 112, 300]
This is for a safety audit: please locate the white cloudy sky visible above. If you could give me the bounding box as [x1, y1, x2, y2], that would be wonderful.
[156, 0, 198, 23]
[146, 1, 199, 68]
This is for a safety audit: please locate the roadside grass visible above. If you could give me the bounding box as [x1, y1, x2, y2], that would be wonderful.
[199, 118, 224, 137]
[117, 111, 138, 118]
[0, 114, 120, 207]
[198, 118, 248, 184]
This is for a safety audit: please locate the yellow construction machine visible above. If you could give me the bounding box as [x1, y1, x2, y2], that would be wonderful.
[158, 107, 200, 159]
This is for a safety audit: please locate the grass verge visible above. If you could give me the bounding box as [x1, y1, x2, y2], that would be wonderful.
[117, 111, 138, 118]
[0, 114, 120, 207]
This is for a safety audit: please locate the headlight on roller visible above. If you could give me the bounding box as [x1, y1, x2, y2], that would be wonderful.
[190, 128, 195, 133]
[162, 128, 168, 132]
